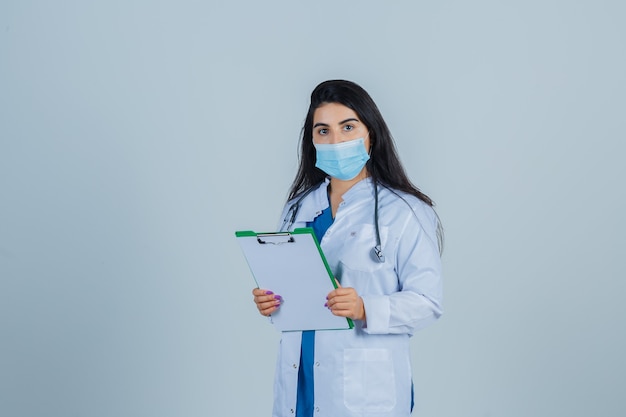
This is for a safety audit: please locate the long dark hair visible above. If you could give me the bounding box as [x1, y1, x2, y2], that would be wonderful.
[288, 80, 434, 206]
[288, 80, 443, 251]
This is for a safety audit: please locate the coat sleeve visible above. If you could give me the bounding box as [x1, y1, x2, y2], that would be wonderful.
[361, 203, 443, 336]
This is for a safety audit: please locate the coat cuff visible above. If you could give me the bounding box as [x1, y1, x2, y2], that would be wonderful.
[361, 295, 390, 334]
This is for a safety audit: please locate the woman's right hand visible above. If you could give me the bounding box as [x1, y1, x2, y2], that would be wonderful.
[252, 288, 282, 316]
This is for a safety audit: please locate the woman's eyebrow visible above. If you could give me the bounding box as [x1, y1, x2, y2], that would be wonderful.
[313, 118, 360, 128]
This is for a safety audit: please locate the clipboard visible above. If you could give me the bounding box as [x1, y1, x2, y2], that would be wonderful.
[235, 228, 353, 332]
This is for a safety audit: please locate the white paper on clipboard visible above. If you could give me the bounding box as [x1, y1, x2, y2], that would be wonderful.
[235, 228, 353, 332]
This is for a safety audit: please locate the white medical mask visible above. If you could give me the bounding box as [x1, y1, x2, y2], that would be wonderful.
[314, 137, 370, 181]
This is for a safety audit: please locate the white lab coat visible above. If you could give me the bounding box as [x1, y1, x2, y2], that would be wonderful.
[273, 178, 443, 417]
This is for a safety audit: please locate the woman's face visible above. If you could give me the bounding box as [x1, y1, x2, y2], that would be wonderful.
[312, 102, 370, 150]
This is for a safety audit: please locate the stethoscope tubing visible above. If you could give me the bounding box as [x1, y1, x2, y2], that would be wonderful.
[282, 181, 386, 263]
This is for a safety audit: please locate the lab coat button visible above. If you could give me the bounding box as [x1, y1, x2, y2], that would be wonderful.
[292, 363, 297, 369]
[315, 406, 320, 412]
[290, 409, 294, 414]
[315, 361, 320, 367]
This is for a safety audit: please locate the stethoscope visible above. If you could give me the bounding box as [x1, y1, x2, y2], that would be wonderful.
[281, 182, 386, 263]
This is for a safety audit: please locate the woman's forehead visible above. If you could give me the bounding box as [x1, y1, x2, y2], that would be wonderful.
[313, 103, 360, 123]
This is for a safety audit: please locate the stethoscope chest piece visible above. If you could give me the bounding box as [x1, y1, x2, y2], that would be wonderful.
[372, 245, 385, 263]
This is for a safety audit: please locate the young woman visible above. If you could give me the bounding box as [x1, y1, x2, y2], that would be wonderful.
[253, 80, 443, 417]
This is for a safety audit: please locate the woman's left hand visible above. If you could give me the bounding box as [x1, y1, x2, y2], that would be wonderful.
[326, 282, 366, 321]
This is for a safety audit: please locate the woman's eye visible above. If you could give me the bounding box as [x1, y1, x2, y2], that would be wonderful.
[344, 125, 354, 131]
[318, 128, 328, 135]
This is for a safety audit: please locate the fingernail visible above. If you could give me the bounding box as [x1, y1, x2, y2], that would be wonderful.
[274, 295, 282, 300]
[265, 291, 274, 295]
[324, 302, 328, 307]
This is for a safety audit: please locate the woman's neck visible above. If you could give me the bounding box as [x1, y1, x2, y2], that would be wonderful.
[328, 170, 368, 217]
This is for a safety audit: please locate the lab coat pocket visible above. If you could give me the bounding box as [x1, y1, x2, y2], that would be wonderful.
[343, 348, 396, 413]
[340, 224, 388, 272]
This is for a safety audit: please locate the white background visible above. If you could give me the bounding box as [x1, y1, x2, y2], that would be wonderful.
[1, 1, 624, 416]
